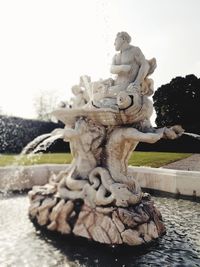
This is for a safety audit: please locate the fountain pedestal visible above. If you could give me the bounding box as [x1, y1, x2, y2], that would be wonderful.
[28, 114, 170, 246]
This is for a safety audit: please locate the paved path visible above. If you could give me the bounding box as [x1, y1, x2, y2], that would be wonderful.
[162, 154, 200, 171]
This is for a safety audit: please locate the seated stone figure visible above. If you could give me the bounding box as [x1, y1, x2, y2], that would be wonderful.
[92, 32, 156, 109]
[70, 75, 92, 108]
[70, 85, 87, 108]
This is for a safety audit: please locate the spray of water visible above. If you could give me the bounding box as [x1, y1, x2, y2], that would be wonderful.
[21, 133, 52, 155]
[183, 132, 200, 140]
[31, 132, 63, 154]
[0, 128, 65, 195]
[21, 128, 64, 154]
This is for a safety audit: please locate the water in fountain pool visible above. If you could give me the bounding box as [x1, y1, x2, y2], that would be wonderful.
[0, 194, 199, 267]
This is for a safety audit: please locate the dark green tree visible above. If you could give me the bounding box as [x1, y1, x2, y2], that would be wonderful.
[153, 74, 200, 133]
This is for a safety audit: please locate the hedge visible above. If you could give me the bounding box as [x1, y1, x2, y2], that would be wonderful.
[0, 115, 69, 154]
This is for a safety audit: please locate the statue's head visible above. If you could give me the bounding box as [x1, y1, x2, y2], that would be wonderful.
[114, 32, 131, 51]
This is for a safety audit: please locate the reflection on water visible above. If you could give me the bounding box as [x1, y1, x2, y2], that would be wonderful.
[0, 195, 199, 267]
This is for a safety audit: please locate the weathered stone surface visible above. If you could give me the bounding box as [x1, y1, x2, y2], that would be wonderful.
[147, 221, 159, 239]
[101, 215, 122, 244]
[28, 194, 44, 203]
[118, 208, 138, 228]
[82, 211, 96, 229]
[107, 223, 122, 244]
[29, 180, 165, 245]
[96, 206, 115, 214]
[137, 223, 151, 243]
[37, 209, 50, 226]
[73, 206, 122, 244]
[49, 199, 65, 221]
[89, 225, 111, 244]
[38, 197, 57, 212]
[29, 200, 41, 217]
[135, 205, 150, 222]
[49, 200, 74, 234]
[36, 198, 57, 225]
[153, 213, 166, 235]
[29, 181, 165, 245]
[73, 223, 91, 239]
[47, 221, 57, 231]
[121, 229, 144, 246]
[138, 222, 148, 235]
[112, 211, 125, 233]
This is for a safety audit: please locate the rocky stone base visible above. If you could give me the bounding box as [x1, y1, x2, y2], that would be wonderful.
[28, 185, 166, 246]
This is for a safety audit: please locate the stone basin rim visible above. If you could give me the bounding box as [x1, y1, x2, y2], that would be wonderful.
[1, 164, 199, 201]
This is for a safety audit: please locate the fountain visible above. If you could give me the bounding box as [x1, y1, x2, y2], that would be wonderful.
[1, 32, 200, 266]
[28, 31, 185, 246]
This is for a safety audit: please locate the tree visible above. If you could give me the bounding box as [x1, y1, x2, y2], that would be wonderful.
[34, 90, 58, 121]
[153, 74, 200, 133]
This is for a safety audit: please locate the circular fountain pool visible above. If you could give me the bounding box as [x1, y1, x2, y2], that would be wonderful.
[0, 194, 199, 267]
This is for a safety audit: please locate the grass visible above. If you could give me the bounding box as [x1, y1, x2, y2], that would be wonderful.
[128, 152, 192, 168]
[0, 153, 72, 167]
[0, 152, 192, 168]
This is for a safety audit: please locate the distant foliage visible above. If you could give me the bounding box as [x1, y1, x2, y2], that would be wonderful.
[34, 90, 58, 121]
[0, 115, 68, 154]
[153, 74, 200, 133]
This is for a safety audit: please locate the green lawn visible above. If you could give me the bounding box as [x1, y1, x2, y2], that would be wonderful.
[0, 152, 191, 168]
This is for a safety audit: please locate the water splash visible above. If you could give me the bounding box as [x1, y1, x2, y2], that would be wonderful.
[21, 133, 52, 154]
[183, 132, 200, 140]
[31, 132, 63, 154]
[21, 128, 64, 154]
[0, 128, 65, 194]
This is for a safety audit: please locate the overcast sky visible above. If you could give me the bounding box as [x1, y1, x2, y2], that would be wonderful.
[0, 0, 200, 119]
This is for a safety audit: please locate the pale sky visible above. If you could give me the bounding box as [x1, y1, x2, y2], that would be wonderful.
[0, 0, 200, 120]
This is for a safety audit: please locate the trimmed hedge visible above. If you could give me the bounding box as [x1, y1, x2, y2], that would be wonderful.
[0, 115, 69, 154]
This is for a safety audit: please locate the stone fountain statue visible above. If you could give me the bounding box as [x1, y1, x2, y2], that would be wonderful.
[28, 32, 184, 246]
